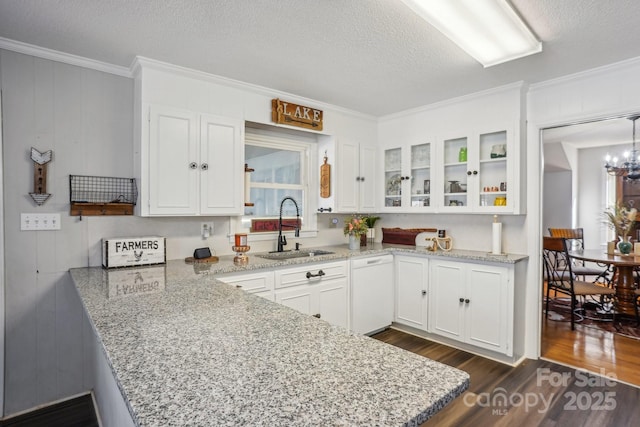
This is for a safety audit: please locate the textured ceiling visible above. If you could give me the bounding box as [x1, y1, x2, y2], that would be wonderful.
[1, 0, 640, 117]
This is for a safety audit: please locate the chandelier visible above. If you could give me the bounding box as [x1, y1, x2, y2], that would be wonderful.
[605, 116, 640, 181]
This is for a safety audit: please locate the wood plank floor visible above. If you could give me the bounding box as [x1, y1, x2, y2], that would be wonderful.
[373, 328, 640, 427]
[0, 394, 98, 427]
[541, 312, 640, 387]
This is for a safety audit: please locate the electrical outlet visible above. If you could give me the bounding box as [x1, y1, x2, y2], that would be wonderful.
[21, 213, 61, 231]
[201, 222, 214, 239]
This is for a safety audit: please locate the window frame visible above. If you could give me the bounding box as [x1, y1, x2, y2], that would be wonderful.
[230, 126, 318, 243]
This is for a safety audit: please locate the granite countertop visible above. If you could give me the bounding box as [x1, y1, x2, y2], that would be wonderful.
[198, 243, 528, 277]
[70, 256, 471, 426]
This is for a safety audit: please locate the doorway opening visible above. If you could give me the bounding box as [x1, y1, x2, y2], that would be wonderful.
[540, 115, 640, 387]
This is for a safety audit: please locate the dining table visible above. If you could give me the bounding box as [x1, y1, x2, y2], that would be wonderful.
[569, 249, 640, 316]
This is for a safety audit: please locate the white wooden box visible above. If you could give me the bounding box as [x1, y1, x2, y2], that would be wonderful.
[102, 236, 166, 268]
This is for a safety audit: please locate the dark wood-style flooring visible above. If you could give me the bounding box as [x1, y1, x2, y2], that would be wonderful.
[0, 394, 98, 427]
[373, 328, 640, 427]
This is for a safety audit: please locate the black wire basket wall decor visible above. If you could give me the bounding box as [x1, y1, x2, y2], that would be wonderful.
[69, 175, 138, 217]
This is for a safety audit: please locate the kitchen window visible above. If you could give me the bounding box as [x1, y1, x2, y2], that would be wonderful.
[233, 125, 318, 241]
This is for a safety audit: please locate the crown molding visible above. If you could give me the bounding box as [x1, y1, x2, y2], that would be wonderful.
[0, 37, 131, 78]
[379, 81, 527, 122]
[529, 56, 640, 92]
[130, 56, 377, 121]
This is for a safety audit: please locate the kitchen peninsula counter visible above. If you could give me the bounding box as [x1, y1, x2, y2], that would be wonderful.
[71, 254, 470, 426]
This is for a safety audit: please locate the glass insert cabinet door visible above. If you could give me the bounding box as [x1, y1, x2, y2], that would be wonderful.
[410, 143, 431, 208]
[477, 130, 508, 209]
[384, 147, 402, 207]
[442, 136, 468, 208]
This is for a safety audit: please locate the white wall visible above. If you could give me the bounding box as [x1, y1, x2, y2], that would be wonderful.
[578, 146, 612, 250]
[0, 49, 133, 415]
[0, 60, 5, 416]
[542, 170, 572, 234]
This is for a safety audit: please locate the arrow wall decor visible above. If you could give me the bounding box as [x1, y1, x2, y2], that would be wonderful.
[29, 147, 53, 206]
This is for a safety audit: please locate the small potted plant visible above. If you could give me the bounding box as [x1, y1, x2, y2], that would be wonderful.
[344, 216, 368, 250]
[363, 216, 381, 245]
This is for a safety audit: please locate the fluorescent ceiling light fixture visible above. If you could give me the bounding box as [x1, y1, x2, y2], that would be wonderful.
[401, 0, 542, 67]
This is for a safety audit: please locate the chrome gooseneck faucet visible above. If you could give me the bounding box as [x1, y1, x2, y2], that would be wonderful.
[277, 196, 300, 252]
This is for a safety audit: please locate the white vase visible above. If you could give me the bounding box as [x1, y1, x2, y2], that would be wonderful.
[348, 234, 360, 250]
[368, 228, 376, 244]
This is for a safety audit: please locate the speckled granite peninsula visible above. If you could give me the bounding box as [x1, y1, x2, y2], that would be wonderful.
[70, 245, 478, 426]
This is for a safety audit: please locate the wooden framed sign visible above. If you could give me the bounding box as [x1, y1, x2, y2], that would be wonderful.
[272, 98, 323, 131]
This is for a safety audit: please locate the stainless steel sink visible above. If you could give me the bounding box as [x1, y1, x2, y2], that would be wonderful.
[256, 249, 335, 260]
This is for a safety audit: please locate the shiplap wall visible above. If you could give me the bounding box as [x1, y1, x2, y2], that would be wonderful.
[0, 49, 133, 414]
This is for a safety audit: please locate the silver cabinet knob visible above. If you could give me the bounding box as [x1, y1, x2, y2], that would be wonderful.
[189, 162, 198, 169]
[201, 163, 209, 170]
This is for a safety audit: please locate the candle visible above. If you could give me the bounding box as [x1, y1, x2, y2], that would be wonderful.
[492, 215, 502, 255]
[235, 233, 247, 246]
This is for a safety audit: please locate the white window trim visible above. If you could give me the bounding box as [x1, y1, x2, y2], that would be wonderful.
[229, 126, 318, 243]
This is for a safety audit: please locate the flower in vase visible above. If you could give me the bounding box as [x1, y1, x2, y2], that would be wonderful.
[343, 216, 368, 237]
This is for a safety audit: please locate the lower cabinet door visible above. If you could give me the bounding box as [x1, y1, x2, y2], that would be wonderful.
[394, 255, 428, 330]
[317, 278, 348, 329]
[274, 278, 348, 329]
[465, 264, 509, 354]
[429, 260, 466, 341]
[275, 287, 314, 316]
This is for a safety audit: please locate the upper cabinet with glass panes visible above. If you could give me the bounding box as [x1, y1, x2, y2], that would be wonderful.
[436, 125, 516, 213]
[381, 141, 435, 212]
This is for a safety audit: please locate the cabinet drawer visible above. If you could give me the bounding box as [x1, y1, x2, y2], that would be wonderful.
[275, 261, 347, 289]
[217, 271, 275, 294]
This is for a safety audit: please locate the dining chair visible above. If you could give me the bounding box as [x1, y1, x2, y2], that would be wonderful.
[548, 228, 612, 284]
[542, 236, 616, 330]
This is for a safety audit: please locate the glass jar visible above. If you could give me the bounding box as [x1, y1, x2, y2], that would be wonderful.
[458, 147, 467, 162]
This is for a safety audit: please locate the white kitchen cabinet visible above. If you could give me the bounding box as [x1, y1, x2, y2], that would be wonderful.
[351, 254, 394, 335]
[438, 124, 517, 213]
[429, 258, 512, 356]
[216, 270, 275, 301]
[145, 105, 243, 216]
[336, 140, 377, 212]
[381, 141, 435, 212]
[274, 261, 348, 329]
[394, 255, 429, 330]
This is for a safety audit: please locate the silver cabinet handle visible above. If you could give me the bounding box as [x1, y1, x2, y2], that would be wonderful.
[201, 163, 208, 170]
[189, 162, 198, 169]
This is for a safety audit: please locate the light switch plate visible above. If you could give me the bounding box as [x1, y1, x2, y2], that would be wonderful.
[21, 213, 61, 231]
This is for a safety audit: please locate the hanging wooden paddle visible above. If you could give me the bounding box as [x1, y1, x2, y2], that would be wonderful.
[320, 152, 331, 198]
